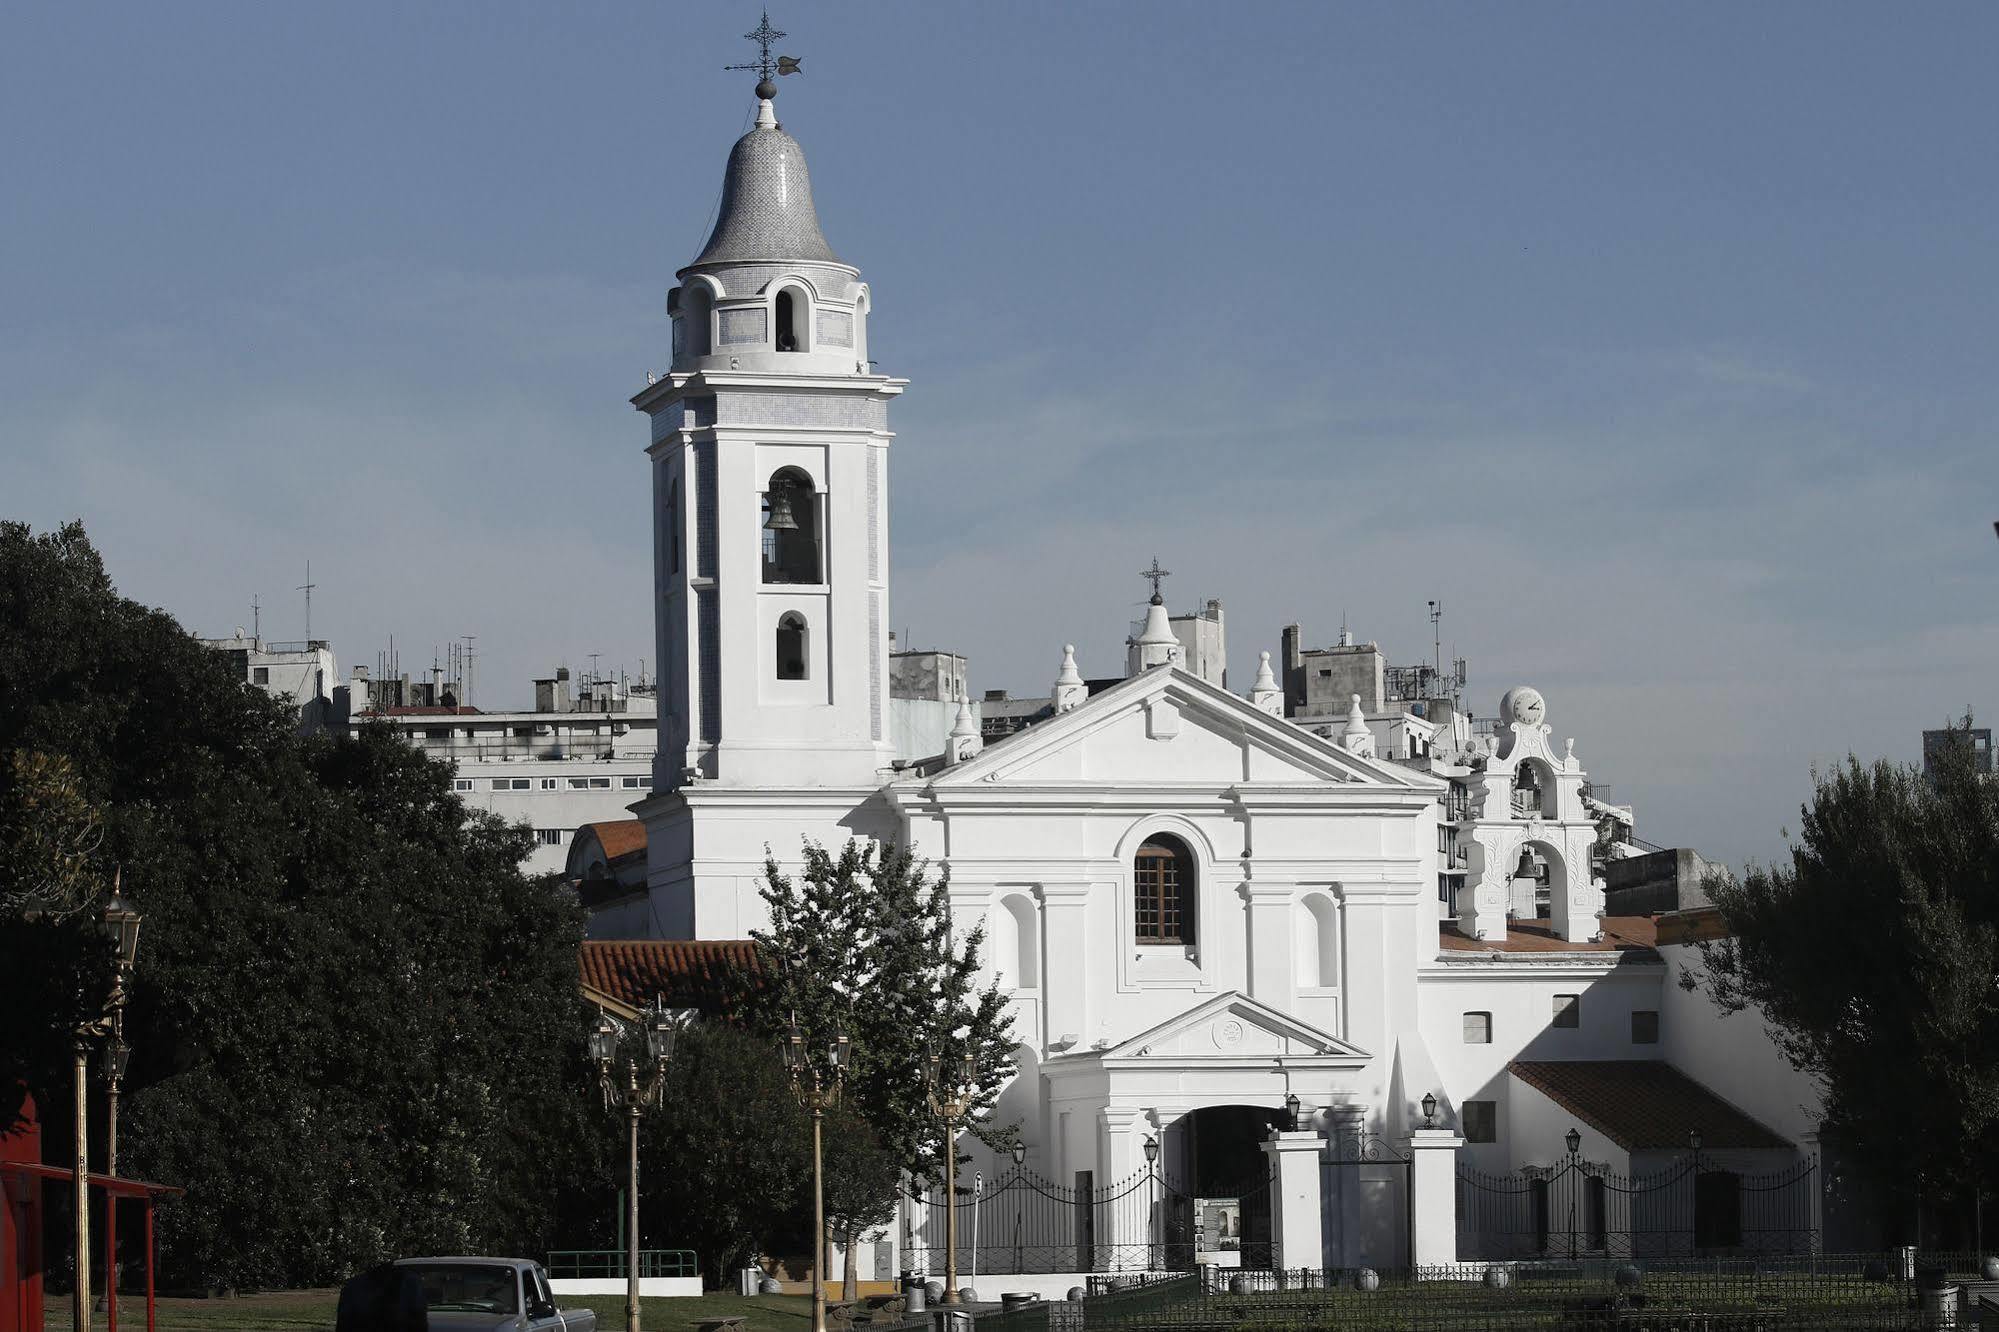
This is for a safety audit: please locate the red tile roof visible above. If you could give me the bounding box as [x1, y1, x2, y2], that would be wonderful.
[579, 820, 648, 864]
[1510, 1060, 1791, 1150]
[1440, 916, 1660, 955]
[579, 939, 760, 1016]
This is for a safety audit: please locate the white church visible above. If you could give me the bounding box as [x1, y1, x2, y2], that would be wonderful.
[591, 67, 1826, 1279]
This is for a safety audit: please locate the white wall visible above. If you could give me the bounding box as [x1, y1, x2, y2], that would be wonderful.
[1417, 962, 1668, 1169]
[1658, 940, 1821, 1144]
[452, 760, 654, 875]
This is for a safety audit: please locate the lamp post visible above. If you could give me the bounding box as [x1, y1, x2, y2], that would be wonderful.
[1421, 1093, 1437, 1129]
[1283, 1092, 1301, 1132]
[1565, 1127, 1582, 1260]
[590, 998, 677, 1332]
[782, 1013, 850, 1332]
[73, 877, 141, 1332]
[1010, 1143, 1025, 1275]
[1142, 1136, 1161, 1271]
[925, 1050, 979, 1305]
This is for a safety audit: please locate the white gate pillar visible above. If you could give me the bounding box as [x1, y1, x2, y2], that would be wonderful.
[1404, 1127, 1465, 1268]
[1261, 1129, 1328, 1273]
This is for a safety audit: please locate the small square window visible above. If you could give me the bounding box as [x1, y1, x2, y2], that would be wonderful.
[1463, 1100, 1497, 1144]
[453, 779, 474, 792]
[252, 667, 270, 685]
[491, 778, 513, 792]
[536, 829, 565, 846]
[1462, 1012, 1492, 1044]
[539, 778, 558, 791]
[1632, 1010, 1660, 1044]
[1553, 994, 1580, 1029]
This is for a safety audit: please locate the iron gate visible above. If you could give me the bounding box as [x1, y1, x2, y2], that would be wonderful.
[1457, 1154, 1819, 1260]
[905, 1165, 1275, 1275]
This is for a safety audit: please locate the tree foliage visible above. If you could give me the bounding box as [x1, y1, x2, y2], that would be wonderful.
[1693, 717, 1999, 1223]
[0, 521, 605, 1289]
[742, 840, 1016, 1181]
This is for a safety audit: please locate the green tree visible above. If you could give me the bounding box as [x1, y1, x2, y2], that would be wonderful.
[1692, 717, 1999, 1241]
[0, 520, 606, 1289]
[738, 840, 1015, 1292]
[632, 1020, 809, 1289]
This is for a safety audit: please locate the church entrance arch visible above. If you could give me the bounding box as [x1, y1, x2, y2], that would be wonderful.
[1159, 1105, 1283, 1270]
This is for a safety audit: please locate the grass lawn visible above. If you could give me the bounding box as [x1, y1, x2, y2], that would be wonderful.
[36, 1290, 816, 1332]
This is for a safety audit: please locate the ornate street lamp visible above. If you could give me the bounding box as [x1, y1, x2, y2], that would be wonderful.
[1421, 1092, 1438, 1129]
[592, 998, 677, 1332]
[784, 1013, 850, 1332]
[1142, 1136, 1161, 1271]
[1283, 1092, 1301, 1132]
[925, 1049, 979, 1305]
[1565, 1127, 1582, 1159]
[1009, 1142, 1026, 1274]
[73, 874, 141, 1332]
[1688, 1128, 1703, 1156]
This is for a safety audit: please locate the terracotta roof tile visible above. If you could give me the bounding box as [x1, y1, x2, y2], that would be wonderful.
[1510, 1060, 1791, 1150]
[579, 939, 759, 1016]
[579, 820, 648, 863]
[1439, 916, 1660, 955]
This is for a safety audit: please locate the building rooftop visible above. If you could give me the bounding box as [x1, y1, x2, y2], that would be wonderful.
[1510, 1060, 1791, 1150]
[578, 938, 759, 1017]
[1439, 916, 1661, 956]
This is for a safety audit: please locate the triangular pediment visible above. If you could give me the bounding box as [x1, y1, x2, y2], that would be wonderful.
[927, 667, 1436, 790]
[1093, 991, 1371, 1064]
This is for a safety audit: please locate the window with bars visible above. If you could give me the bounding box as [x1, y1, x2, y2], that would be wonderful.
[1133, 835, 1195, 945]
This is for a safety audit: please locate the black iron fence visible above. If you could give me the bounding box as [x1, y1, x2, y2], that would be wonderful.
[906, 1167, 1274, 1276]
[1032, 1255, 1954, 1331]
[1458, 1154, 1819, 1261]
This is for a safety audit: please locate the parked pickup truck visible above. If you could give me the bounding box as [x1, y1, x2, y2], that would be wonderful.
[394, 1256, 597, 1332]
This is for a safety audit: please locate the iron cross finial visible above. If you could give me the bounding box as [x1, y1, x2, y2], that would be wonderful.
[725, 10, 791, 87]
[1141, 557, 1172, 606]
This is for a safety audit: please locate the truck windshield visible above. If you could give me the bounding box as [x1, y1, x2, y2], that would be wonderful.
[401, 1263, 519, 1314]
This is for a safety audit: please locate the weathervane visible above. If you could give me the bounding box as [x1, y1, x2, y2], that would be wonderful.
[725, 9, 801, 90]
[1140, 557, 1171, 605]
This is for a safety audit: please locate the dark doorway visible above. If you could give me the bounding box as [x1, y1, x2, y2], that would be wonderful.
[1170, 1105, 1283, 1266]
[1695, 1170, 1743, 1250]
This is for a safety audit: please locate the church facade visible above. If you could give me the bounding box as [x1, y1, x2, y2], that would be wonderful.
[619, 76, 1822, 1278]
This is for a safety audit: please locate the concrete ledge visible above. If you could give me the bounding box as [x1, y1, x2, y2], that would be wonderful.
[550, 1276, 704, 1298]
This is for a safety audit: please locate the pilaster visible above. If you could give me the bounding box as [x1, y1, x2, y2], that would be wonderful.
[1240, 882, 1295, 1008]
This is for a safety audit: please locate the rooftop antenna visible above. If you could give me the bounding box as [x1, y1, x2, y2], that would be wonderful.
[1140, 556, 1172, 606]
[1428, 600, 1443, 684]
[298, 562, 317, 644]
[251, 593, 261, 643]
[461, 634, 477, 707]
[588, 651, 604, 685]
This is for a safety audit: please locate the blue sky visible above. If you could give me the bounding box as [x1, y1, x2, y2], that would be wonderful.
[4, 3, 1994, 870]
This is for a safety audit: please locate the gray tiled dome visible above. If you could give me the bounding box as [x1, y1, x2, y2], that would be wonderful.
[688, 121, 841, 267]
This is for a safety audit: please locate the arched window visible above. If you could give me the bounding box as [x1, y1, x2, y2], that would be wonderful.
[1134, 834, 1195, 945]
[776, 613, 807, 680]
[1296, 895, 1338, 988]
[775, 288, 804, 352]
[761, 467, 820, 583]
[993, 894, 1040, 989]
[678, 284, 713, 361]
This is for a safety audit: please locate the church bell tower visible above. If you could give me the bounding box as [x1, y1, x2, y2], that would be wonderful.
[636, 69, 904, 791]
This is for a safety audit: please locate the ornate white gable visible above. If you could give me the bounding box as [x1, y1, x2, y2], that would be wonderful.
[1092, 991, 1371, 1066]
[922, 668, 1435, 791]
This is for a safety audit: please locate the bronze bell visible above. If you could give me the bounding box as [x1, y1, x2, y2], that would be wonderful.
[764, 481, 799, 531]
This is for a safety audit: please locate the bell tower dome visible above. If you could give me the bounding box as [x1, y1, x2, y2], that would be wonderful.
[639, 74, 903, 791]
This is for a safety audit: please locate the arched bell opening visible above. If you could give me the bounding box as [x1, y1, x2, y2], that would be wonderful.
[761, 467, 821, 584]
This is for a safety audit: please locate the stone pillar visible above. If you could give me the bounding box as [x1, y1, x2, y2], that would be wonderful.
[1801, 1133, 1825, 1254]
[1098, 1109, 1153, 1268]
[1457, 836, 1510, 942]
[1261, 1129, 1328, 1273]
[1241, 883, 1294, 1007]
[1404, 1128, 1465, 1268]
